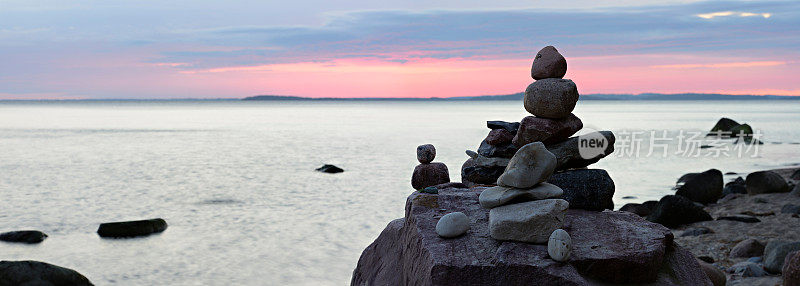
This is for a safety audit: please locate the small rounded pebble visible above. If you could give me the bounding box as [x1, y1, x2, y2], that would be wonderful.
[436, 212, 469, 238]
[417, 144, 436, 164]
[548, 229, 572, 262]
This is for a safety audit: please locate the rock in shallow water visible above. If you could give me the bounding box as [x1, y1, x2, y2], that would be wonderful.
[530, 46, 567, 80]
[411, 162, 450, 190]
[316, 164, 344, 173]
[0, 260, 93, 286]
[479, 183, 563, 209]
[647, 195, 712, 228]
[416, 144, 436, 164]
[547, 229, 571, 262]
[97, 218, 167, 238]
[489, 199, 568, 243]
[351, 187, 711, 285]
[435, 212, 469, 238]
[512, 114, 583, 147]
[523, 79, 579, 119]
[0, 230, 47, 244]
[496, 142, 557, 189]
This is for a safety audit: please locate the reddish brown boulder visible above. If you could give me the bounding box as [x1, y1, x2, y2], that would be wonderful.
[351, 186, 711, 285]
[523, 79, 579, 119]
[411, 163, 450, 190]
[512, 114, 583, 147]
[785, 250, 800, 286]
[531, 46, 567, 80]
[485, 129, 515, 146]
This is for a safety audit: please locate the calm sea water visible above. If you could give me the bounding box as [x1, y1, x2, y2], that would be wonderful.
[1, 100, 799, 285]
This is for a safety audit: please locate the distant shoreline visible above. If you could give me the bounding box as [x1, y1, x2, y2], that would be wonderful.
[1, 93, 799, 102]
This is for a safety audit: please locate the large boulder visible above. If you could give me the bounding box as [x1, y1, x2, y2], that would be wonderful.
[547, 169, 615, 211]
[97, 218, 168, 238]
[545, 131, 616, 171]
[647, 195, 713, 228]
[512, 114, 583, 147]
[412, 163, 450, 190]
[675, 169, 723, 204]
[764, 240, 800, 273]
[488, 199, 569, 243]
[0, 230, 48, 244]
[523, 79, 579, 119]
[351, 186, 712, 285]
[530, 46, 567, 80]
[746, 171, 789, 194]
[496, 142, 557, 189]
[0, 260, 93, 285]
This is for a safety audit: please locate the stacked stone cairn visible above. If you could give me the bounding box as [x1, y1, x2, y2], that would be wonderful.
[411, 144, 450, 190]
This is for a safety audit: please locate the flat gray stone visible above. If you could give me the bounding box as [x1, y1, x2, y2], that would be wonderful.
[489, 199, 569, 243]
[479, 183, 564, 209]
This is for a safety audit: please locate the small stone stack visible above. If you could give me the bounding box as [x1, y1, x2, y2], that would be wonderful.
[411, 144, 450, 190]
[480, 142, 569, 243]
[461, 121, 520, 185]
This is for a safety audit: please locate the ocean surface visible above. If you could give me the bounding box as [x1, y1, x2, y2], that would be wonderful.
[1, 100, 799, 285]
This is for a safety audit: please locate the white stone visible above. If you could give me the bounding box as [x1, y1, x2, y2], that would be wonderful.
[488, 199, 569, 243]
[479, 183, 563, 209]
[548, 229, 572, 262]
[496, 142, 557, 189]
[436, 212, 470, 238]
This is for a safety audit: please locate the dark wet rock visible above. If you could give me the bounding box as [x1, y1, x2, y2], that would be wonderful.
[765, 240, 800, 273]
[793, 169, 800, 180]
[512, 114, 583, 147]
[530, 46, 567, 80]
[0, 260, 93, 286]
[725, 172, 738, 175]
[730, 123, 754, 138]
[0, 230, 48, 244]
[727, 176, 745, 186]
[486, 120, 520, 133]
[675, 169, 723, 205]
[620, 203, 653, 217]
[642, 200, 659, 211]
[782, 204, 800, 215]
[351, 186, 711, 285]
[698, 256, 715, 263]
[746, 170, 789, 194]
[785, 251, 800, 286]
[647, 195, 713, 228]
[723, 184, 747, 196]
[708, 117, 740, 137]
[698, 260, 726, 286]
[681, 227, 713, 237]
[198, 198, 243, 205]
[461, 158, 505, 186]
[485, 129, 515, 146]
[97, 218, 168, 238]
[729, 261, 767, 277]
[734, 137, 764, 145]
[547, 169, 615, 211]
[411, 163, 450, 190]
[417, 144, 436, 164]
[730, 238, 765, 258]
[622, 196, 637, 199]
[676, 173, 699, 185]
[316, 164, 344, 173]
[523, 79, 579, 119]
[478, 140, 518, 158]
[545, 131, 616, 171]
[717, 215, 760, 223]
[699, 145, 713, 149]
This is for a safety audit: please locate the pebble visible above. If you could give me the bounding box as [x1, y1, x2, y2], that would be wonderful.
[436, 212, 470, 238]
[547, 229, 571, 262]
[730, 239, 765, 258]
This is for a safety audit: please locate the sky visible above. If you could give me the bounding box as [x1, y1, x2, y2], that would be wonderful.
[0, 0, 798, 99]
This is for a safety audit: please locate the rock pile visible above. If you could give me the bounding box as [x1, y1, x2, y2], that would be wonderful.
[461, 46, 616, 213]
[411, 144, 450, 190]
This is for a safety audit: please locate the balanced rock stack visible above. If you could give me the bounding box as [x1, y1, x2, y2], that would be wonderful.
[479, 142, 569, 243]
[461, 45, 617, 211]
[411, 144, 450, 190]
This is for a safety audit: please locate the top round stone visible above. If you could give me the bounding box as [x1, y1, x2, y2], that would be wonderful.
[417, 144, 436, 164]
[531, 46, 567, 80]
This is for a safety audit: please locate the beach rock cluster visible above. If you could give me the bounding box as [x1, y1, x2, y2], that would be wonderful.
[411, 144, 450, 190]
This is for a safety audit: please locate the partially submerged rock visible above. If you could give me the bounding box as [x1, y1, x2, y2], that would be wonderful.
[316, 164, 344, 173]
[351, 186, 711, 285]
[709, 117, 740, 136]
[0, 230, 48, 244]
[97, 218, 168, 238]
[0, 260, 93, 286]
